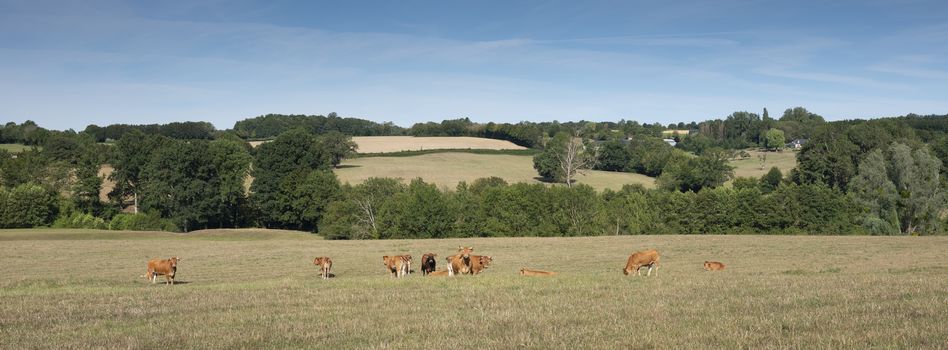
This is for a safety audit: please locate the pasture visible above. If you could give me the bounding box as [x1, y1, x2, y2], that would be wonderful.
[0, 143, 35, 153]
[0, 229, 945, 349]
[729, 150, 798, 180]
[335, 152, 657, 191]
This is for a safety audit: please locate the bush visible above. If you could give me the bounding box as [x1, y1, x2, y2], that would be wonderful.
[109, 211, 178, 232]
[0, 183, 58, 228]
[53, 212, 107, 229]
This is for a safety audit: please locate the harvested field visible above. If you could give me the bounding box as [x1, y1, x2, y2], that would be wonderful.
[250, 136, 526, 153]
[1, 229, 945, 349]
[335, 152, 656, 191]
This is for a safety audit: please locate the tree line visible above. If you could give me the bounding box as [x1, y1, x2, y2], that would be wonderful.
[0, 112, 944, 235]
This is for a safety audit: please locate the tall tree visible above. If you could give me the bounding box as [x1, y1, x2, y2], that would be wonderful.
[848, 150, 900, 234]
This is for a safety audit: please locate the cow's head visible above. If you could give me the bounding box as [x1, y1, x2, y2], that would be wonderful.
[479, 256, 493, 267]
[382, 256, 390, 266]
[519, 267, 526, 275]
[169, 257, 180, 268]
[423, 254, 437, 264]
[457, 246, 473, 263]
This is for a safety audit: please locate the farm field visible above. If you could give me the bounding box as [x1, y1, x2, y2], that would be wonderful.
[0, 229, 945, 349]
[335, 152, 656, 191]
[729, 150, 798, 180]
[249, 136, 527, 154]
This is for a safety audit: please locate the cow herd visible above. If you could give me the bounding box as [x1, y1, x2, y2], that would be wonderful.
[142, 247, 727, 285]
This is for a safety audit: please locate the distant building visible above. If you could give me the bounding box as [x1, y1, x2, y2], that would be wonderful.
[786, 138, 807, 149]
[662, 138, 677, 147]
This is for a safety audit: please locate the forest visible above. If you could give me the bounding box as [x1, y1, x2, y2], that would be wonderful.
[0, 108, 945, 236]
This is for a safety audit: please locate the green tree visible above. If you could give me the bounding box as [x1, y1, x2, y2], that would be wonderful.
[888, 143, 944, 234]
[208, 139, 253, 227]
[760, 167, 783, 194]
[764, 128, 785, 151]
[848, 150, 900, 234]
[658, 150, 734, 192]
[71, 146, 102, 214]
[594, 140, 630, 172]
[110, 130, 163, 213]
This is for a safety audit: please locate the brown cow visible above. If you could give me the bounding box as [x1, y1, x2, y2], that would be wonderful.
[421, 253, 437, 275]
[446, 246, 474, 276]
[382, 255, 410, 278]
[427, 270, 450, 277]
[520, 267, 557, 276]
[704, 261, 725, 271]
[313, 257, 333, 279]
[623, 249, 660, 276]
[470, 255, 493, 275]
[144, 257, 180, 285]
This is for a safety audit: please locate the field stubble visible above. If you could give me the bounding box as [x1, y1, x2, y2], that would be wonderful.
[0, 230, 945, 349]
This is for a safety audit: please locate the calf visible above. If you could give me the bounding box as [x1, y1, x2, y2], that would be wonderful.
[427, 270, 450, 277]
[704, 261, 725, 271]
[623, 249, 660, 276]
[145, 257, 181, 285]
[313, 257, 333, 279]
[421, 253, 437, 275]
[520, 267, 557, 276]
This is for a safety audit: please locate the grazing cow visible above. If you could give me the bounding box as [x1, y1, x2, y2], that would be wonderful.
[520, 267, 557, 276]
[382, 255, 410, 278]
[623, 249, 660, 276]
[144, 257, 180, 285]
[704, 261, 725, 271]
[427, 270, 450, 277]
[470, 255, 493, 275]
[313, 257, 333, 279]
[421, 253, 437, 275]
[446, 246, 474, 276]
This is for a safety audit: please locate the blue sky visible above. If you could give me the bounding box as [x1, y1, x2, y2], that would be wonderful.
[1, 0, 947, 130]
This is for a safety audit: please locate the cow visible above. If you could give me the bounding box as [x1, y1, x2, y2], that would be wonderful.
[704, 261, 725, 271]
[421, 253, 437, 275]
[446, 246, 474, 276]
[470, 255, 493, 275]
[520, 267, 557, 276]
[144, 257, 180, 285]
[400, 254, 413, 275]
[382, 255, 410, 278]
[313, 257, 333, 279]
[427, 270, 450, 277]
[623, 249, 660, 276]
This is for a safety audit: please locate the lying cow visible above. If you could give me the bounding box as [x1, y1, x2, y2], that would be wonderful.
[144, 257, 180, 285]
[427, 270, 450, 277]
[470, 255, 493, 275]
[623, 249, 660, 276]
[704, 261, 725, 271]
[520, 267, 557, 276]
[446, 246, 474, 276]
[421, 253, 437, 275]
[313, 257, 333, 279]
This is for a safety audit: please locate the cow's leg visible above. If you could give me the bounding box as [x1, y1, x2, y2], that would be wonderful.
[646, 265, 652, 276]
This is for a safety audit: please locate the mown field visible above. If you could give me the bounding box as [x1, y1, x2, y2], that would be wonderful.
[249, 136, 526, 153]
[335, 152, 657, 191]
[729, 150, 798, 180]
[1, 229, 945, 349]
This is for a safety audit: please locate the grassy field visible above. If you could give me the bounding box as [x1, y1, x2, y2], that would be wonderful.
[335, 152, 656, 191]
[0, 229, 945, 349]
[729, 150, 798, 180]
[0, 143, 36, 153]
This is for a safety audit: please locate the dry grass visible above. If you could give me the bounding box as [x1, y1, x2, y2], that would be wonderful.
[249, 136, 526, 154]
[728, 150, 798, 182]
[0, 229, 945, 349]
[335, 152, 656, 191]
